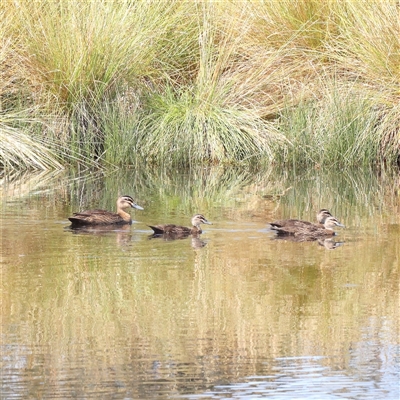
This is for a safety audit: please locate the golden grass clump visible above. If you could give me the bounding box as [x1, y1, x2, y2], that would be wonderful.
[0, 116, 63, 170]
[4, 1, 184, 108]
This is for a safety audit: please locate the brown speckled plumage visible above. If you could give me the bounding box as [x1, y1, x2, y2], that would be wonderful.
[270, 209, 333, 232]
[68, 195, 143, 227]
[270, 216, 344, 239]
[148, 214, 212, 235]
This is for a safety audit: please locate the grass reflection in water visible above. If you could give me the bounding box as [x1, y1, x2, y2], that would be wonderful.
[0, 166, 399, 399]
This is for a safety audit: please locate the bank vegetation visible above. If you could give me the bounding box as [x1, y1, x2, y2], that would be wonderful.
[0, 1, 399, 170]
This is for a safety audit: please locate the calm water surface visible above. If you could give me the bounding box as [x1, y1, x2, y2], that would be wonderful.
[1, 167, 399, 399]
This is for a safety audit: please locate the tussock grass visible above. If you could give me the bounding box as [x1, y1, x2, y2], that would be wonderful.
[7, 1, 180, 108]
[243, 0, 337, 50]
[278, 84, 382, 168]
[136, 3, 288, 165]
[0, 0, 399, 170]
[138, 86, 284, 165]
[332, 1, 399, 90]
[0, 114, 63, 170]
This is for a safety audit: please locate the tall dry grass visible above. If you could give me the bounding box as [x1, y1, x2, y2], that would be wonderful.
[0, 0, 398, 170]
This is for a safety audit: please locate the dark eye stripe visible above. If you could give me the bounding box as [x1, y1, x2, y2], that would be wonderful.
[121, 195, 135, 204]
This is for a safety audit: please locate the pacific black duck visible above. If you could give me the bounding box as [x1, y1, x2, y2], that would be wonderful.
[269, 209, 333, 233]
[270, 216, 345, 238]
[68, 195, 143, 227]
[148, 214, 212, 235]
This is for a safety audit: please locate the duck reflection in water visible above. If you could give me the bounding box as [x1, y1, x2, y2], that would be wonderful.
[66, 224, 134, 246]
[318, 238, 344, 250]
[148, 232, 208, 249]
[272, 234, 344, 249]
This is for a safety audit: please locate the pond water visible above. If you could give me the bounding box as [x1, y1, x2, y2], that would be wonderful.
[1, 167, 399, 399]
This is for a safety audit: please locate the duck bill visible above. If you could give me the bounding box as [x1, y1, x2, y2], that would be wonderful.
[203, 220, 212, 225]
[336, 223, 345, 228]
[132, 203, 144, 210]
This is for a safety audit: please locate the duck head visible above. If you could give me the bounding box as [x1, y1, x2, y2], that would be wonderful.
[317, 209, 333, 224]
[323, 216, 345, 230]
[118, 195, 144, 210]
[191, 214, 212, 229]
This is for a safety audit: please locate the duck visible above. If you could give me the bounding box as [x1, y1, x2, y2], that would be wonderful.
[148, 214, 212, 236]
[317, 208, 333, 224]
[270, 216, 345, 238]
[269, 208, 333, 233]
[68, 195, 143, 227]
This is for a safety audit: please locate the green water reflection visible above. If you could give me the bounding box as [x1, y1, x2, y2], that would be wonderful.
[1, 167, 399, 399]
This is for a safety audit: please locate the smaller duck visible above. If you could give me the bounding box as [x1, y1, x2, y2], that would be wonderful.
[68, 195, 143, 227]
[148, 214, 212, 236]
[270, 216, 345, 238]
